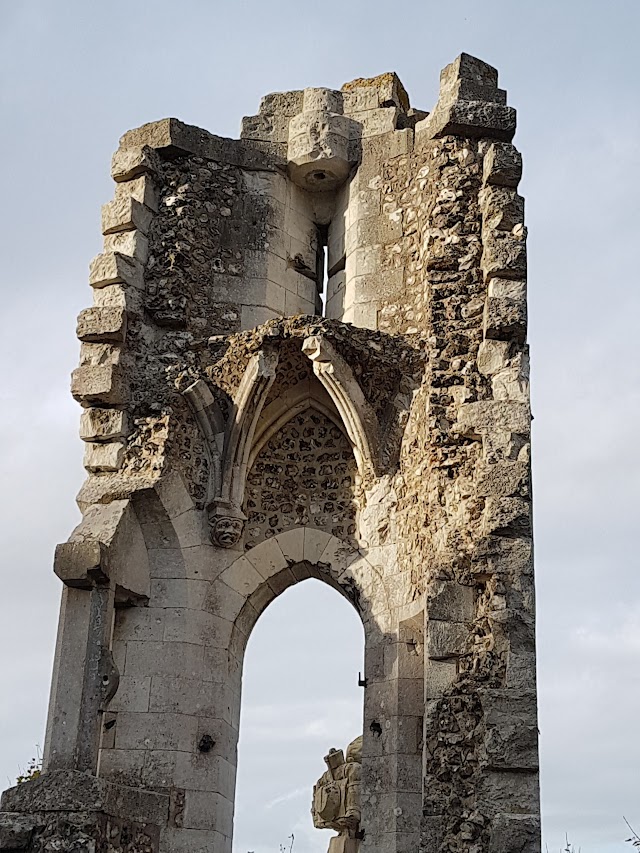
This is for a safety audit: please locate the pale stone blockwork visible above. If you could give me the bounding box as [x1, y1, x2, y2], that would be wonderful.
[0, 54, 540, 853]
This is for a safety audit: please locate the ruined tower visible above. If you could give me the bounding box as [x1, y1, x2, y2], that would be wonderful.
[0, 55, 539, 853]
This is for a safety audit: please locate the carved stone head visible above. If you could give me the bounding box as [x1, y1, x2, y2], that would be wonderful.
[210, 515, 244, 548]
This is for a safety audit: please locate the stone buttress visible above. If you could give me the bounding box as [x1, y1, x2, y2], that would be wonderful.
[0, 54, 540, 853]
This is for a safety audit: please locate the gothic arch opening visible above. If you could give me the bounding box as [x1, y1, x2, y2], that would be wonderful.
[233, 578, 365, 853]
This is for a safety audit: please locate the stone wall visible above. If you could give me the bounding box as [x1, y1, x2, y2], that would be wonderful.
[1, 54, 540, 853]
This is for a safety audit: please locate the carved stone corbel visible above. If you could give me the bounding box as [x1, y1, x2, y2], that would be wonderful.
[207, 502, 247, 548]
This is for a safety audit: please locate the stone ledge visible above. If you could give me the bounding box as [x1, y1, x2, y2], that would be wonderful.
[0, 771, 169, 827]
[115, 118, 283, 174]
[416, 101, 516, 142]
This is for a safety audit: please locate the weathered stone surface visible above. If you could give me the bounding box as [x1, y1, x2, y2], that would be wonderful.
[1, 771, 168, 825]
[489, 813, 540, 852]
[88, 252, 143, 289]
[71, 365, 125, 406]
[481, 230, 527, 282]
[0, 814, 36, 850]
[484, 296, 527, 343]
[483, 142, 523, 188]
[83, 440, 126, 473]
[77, 307, 127, 343]
[54, 541, 109, 587]
[418, 100, 516, 142]
[79, 408, 128, 442]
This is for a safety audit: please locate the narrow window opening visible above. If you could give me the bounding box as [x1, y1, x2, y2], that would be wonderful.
[316, 225, 329, 318]
[321, 245, 329, 317]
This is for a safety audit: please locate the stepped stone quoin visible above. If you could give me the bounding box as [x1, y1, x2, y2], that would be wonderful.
[0, 54, 540, 853]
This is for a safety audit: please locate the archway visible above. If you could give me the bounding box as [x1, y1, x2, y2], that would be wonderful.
[233, 577, 365, 853]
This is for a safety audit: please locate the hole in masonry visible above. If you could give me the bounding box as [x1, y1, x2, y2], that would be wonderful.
[312, 170, 327, 181]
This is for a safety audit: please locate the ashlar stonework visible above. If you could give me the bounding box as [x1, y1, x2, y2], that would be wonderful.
[0, 53, 540, 853]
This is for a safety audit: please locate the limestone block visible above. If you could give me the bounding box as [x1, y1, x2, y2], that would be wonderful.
[505, 648, 537, 692]
[492, 365, 529, 403]
[347, 216, 402, 255]
[183, 790, 234, 834]
[345, 244, 381, 279]
[478, 770, 539, 816]
[78, 342, 121, 369]
[92, 283, 128, 309]
[302, 87, 343, 113]
[114, 711, 198, 752]
[149, 676, 231, 719]
[474, 535, 533, 578]
[124, 640, 204, 680]
[342, 87, 379, 114]
[417, 55, 514, 142]
[205, 579, 245, 623]
[417, 101, 516, 143]
[343, 72, 409, 111]
[220, 556, 263, 597]
[163, 828, 230, 853]
[480, 186, 525, 232]
[476, 461, 530, 498]
[456, 401, 530, 438]
[438, 54, 503, 104]
[109, 676, 151, 713]
[54, 540, 109, 587]
[488, 277, 526, 300]
[275, 528, 304, 564]
[483, 142, 523, 188]
[319, 536, 359, 574]
[484, 296, 527, 344]
[102, 196, 154, 236]
[489, 814, 540, 853]
[148, 577, 210, 611]
[357, 107, 399, 138]
[89, 252, 143, 289]
[348, 187, 382, 224]
[172, 510, 208, 549]
[240, 112, 291, 143]
[483, 496, 531, 537]
[258, 90, 305, 117]
[173, 751, 235, 799]
[240, 304, 279, 329]
[111, 145, 159, 182]
[484, 714, 539, 771]
[477, 340, 512, 375]
[83, 441, 125, 473]
[244, 537, 288, 580]
[265, 566, 297, 597]
[115, 607, 164, 642]
[71, 365, 125, 406]
[76, 306, 126, 343]
[481, 229, 527, 283]
[427, 620, 468, 660]
[427, 580, 474, 622]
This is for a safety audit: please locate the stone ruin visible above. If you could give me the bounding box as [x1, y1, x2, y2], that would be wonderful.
[0, 54, 539, 853]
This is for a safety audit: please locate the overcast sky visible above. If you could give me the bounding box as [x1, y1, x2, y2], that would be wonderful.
[1, 2, 639, 851]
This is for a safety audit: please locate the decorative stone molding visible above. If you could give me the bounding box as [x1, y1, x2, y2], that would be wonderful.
[302, 334, 380, 481]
